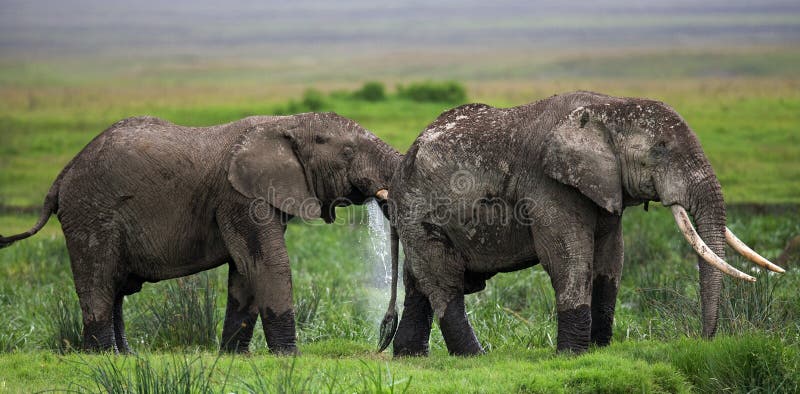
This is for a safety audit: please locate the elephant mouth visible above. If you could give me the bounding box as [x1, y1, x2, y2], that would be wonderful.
[318, 187, 388, 224]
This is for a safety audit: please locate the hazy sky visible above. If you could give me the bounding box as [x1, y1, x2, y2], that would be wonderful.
[1, 0, 798, 58]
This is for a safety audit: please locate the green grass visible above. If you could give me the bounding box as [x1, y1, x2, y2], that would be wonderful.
[0, 335, 796, 393]
[0, 205, 797, 392]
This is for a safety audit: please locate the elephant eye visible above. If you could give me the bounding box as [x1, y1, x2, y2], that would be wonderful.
[342, 146, 354, 159]
[650, 140, 668, 157]
[315, 135, 328, 144]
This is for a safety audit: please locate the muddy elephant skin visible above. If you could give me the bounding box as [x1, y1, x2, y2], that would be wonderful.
[1, 112, 400, 354]
[378, 91, 777, 356]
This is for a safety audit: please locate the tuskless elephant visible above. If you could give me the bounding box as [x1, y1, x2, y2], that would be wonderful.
[377, 91, 783, 356]
[0, 112, 400, 354]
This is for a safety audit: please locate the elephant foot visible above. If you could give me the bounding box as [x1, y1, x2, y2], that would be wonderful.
[115, 337, 134, 355]
[439, 297, 484, 357]
[556, 305, 592, 354]
[392, 290, 433, 357]
[82, 320, 118, 353]
[590, 317, 614, 347]
[270, 345, 300, 356]
[590, 274, 617, 347]
[221, 319, 257, 354]
[220, 341, 252, 354]
[393, 340, 430, 357]
[263, 309, 298, 355]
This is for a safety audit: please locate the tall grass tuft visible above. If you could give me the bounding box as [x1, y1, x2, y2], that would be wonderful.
[0, 293, 33, 352]
[141, 272, 220, 350]
[70, 353, 227, 394]
[48, 291, 83, 353]
[294, 284, 322, 329]
[239, 357, 315, 394]
[238, 357, 412, 394]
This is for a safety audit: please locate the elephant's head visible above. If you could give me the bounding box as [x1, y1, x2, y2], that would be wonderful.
[227, 112, 400, 223]
[543, 98, 783, 338]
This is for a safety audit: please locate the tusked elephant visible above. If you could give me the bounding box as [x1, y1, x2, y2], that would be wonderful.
[0, 112, 400, 354]
[377, 91, 783, 356]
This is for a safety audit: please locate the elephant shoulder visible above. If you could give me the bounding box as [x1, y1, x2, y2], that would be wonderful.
[226, 115, 282, 131]
[109, 116, 175, 130]
[417, 103, 497, 144]
[435, 103, 495, 127]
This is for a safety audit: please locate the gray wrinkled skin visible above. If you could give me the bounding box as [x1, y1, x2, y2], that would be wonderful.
[384, 91, 727, 355]
[0, 112, 400, 354]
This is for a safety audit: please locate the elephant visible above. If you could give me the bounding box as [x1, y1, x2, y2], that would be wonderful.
[0, 112, 400, 354]
[377, 91, 783, 356]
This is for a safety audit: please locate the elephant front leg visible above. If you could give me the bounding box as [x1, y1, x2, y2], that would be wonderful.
[218, 202, 298, 355]
[591, 214, 623, 347]
[251, 234, 297, 355]
[548, 262, 593, 354]
[221, 265, 259, 353]
[533, 216, 596, 354]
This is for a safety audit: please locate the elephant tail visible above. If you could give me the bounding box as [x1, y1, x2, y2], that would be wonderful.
[0, 177, 60, 249]
[377, 225, 400, 352]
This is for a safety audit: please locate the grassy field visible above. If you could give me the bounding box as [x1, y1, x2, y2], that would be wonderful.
[1, 51, 799, 391]
[1, 77, 798, 207]
[1, 336, 796, 393]
[0, 205, 798, 392]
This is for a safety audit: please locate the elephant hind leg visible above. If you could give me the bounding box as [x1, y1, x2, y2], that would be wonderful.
[113, 295, 132, 354]
[65, 231, 123, 353]
[438, 294, 483, 356]
[76, 288, 117, 352]
[113, 276, 143, 354]
[404, 229, 483, 356]
[393, 263, 433, 357]
[220, 264, 259, 353]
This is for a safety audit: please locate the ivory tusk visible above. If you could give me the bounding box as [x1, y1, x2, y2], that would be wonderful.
[376, 189, 389, 200]
[670, 205, 756, 282]
[725, 228, 785, 273]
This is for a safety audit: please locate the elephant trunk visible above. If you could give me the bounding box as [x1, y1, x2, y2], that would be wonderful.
[686, 178, 728, 338]
[665, 151, 782, 337]
[351, 130, 402, 200]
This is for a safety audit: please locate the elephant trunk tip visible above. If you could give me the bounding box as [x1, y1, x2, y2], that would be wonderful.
[377, 307, 398, 353]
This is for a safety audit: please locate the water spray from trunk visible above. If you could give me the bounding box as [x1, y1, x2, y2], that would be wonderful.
[366, 200, 392, 286]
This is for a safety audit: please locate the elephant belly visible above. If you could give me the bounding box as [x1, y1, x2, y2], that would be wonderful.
[123, 209, 230, 281]
[449, 222, 538, 273]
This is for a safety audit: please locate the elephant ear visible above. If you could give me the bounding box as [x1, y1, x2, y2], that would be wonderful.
[227, 122, 321, 220]
[542, 106, 623, 215]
